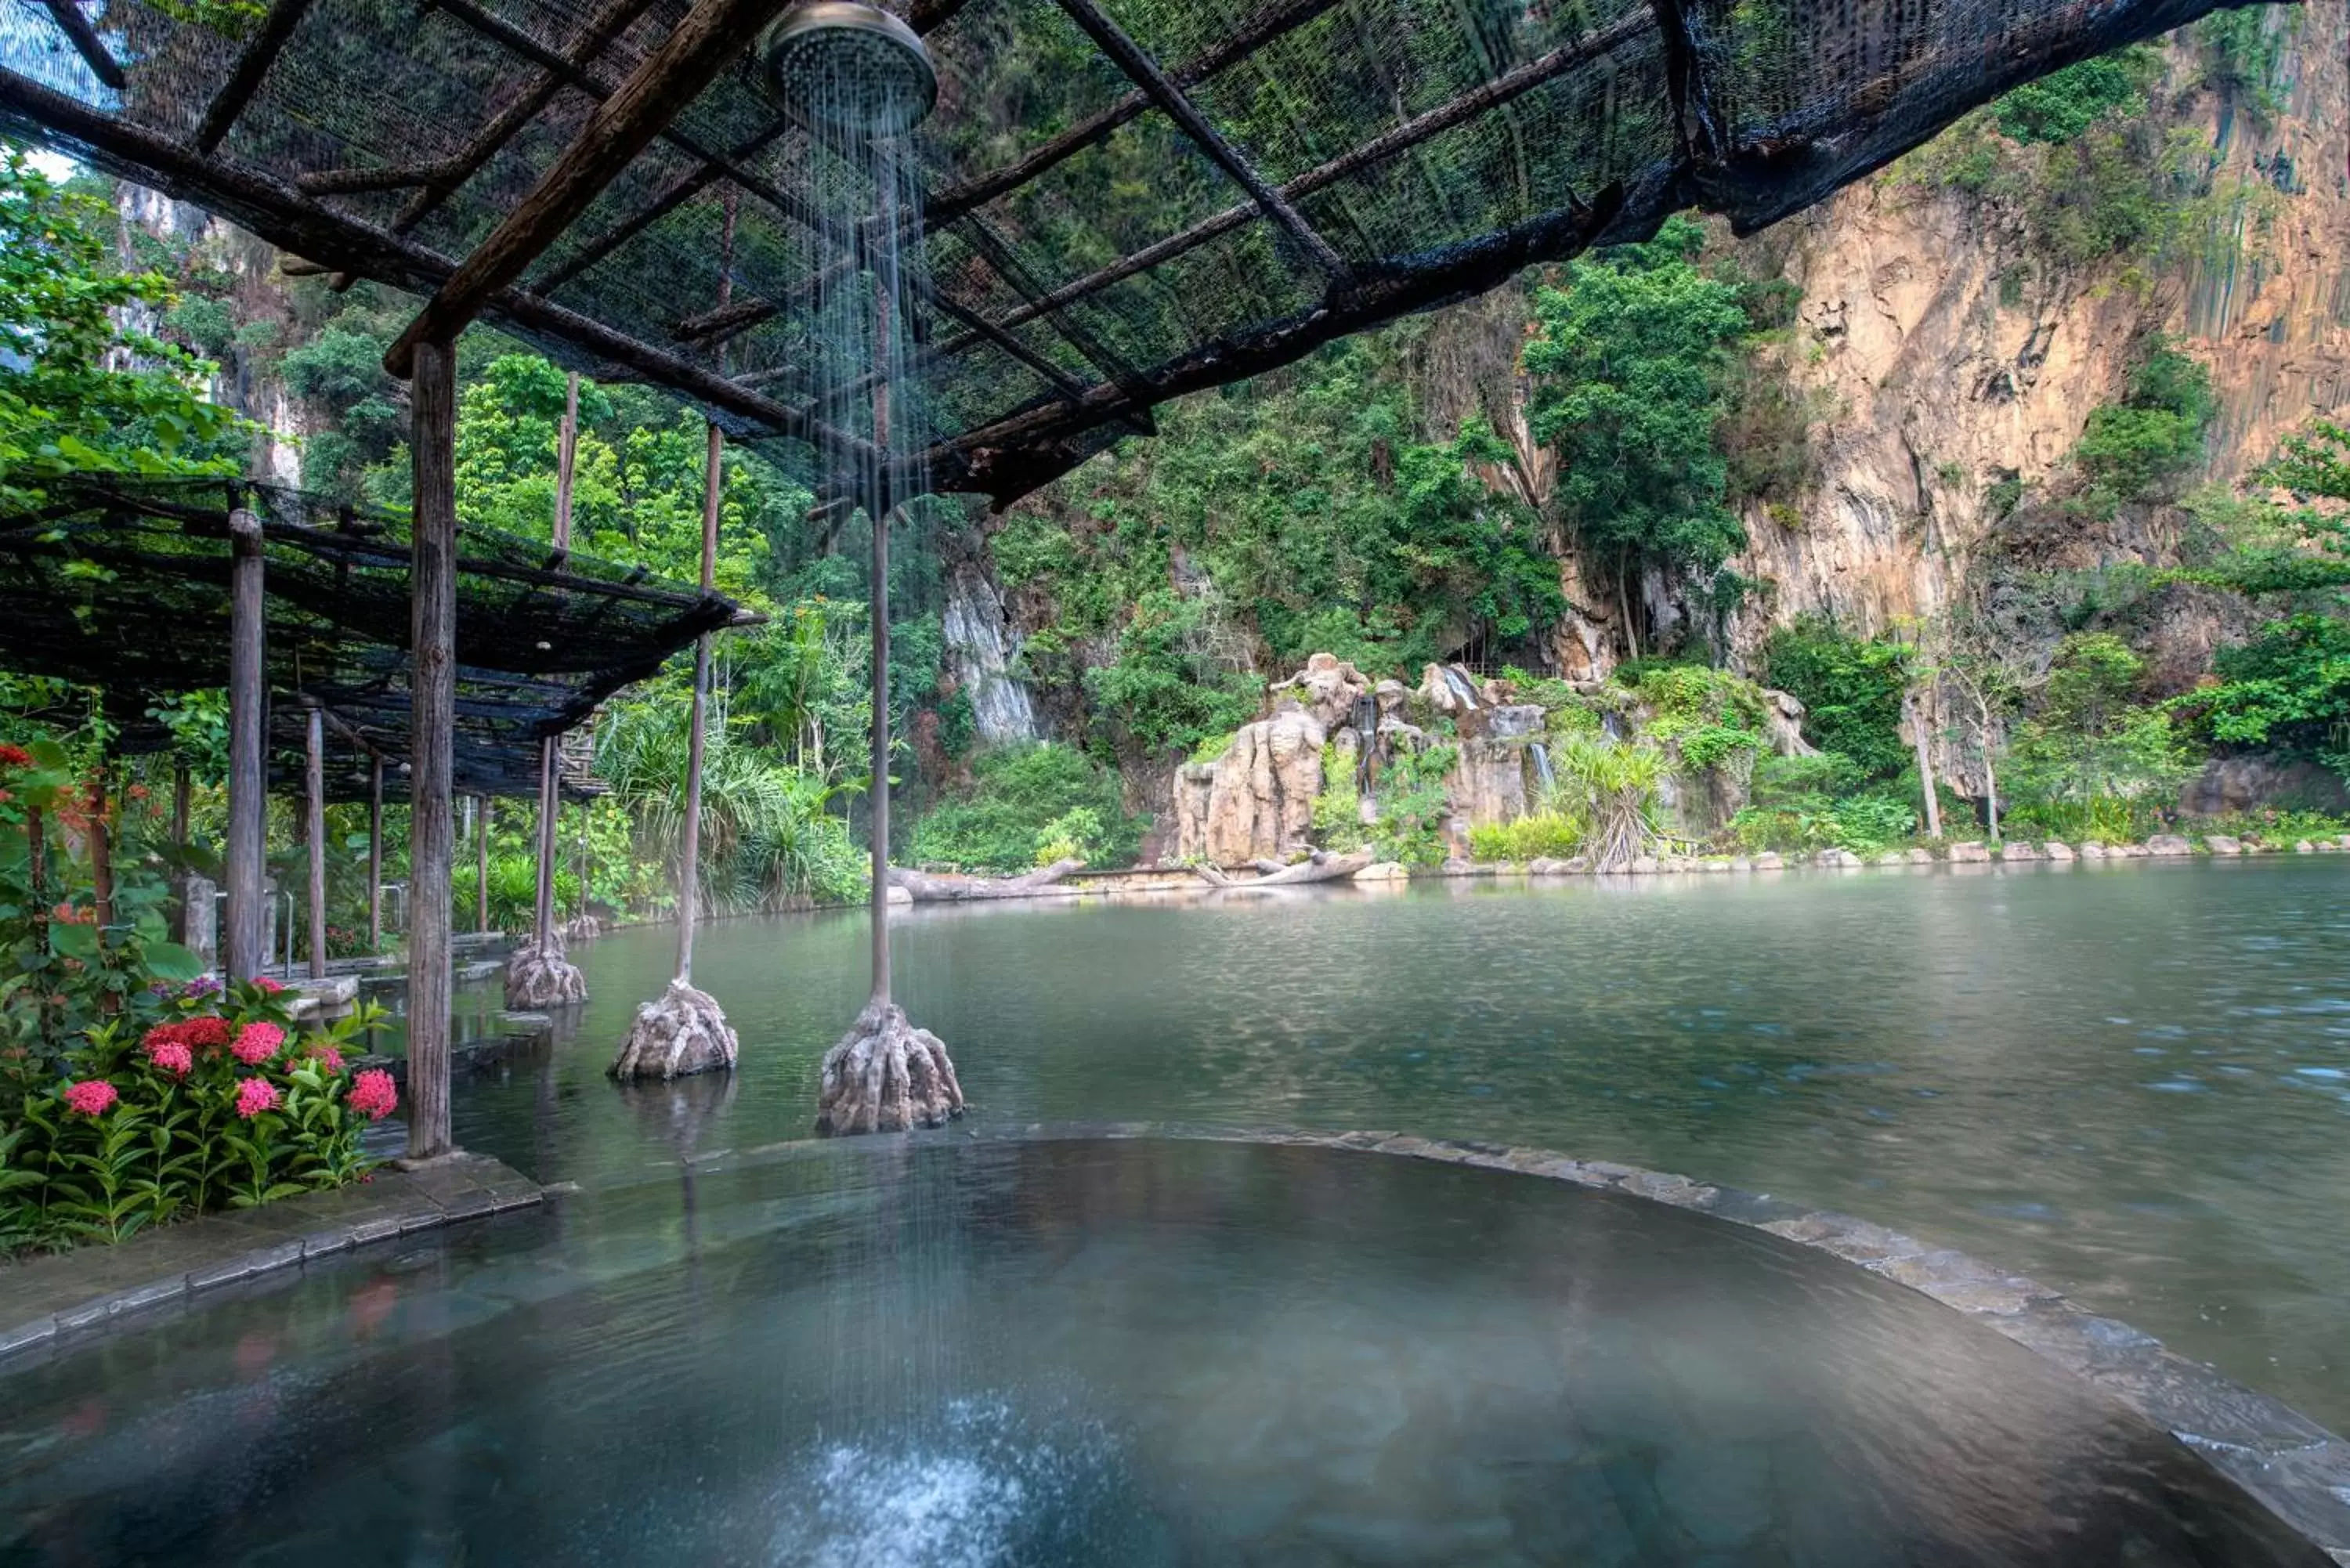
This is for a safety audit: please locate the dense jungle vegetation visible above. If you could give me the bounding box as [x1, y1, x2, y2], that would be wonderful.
[2, 4, 2346, 965]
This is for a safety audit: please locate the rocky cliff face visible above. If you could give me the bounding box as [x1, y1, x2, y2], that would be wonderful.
[1712, 0, 2348, 657]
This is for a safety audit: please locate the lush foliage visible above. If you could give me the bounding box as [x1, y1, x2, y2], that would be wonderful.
[3, 981, 392, 1253]
[0, 149, 248, 501]
[2181, 616, 2350, 780]
[907, 744, 1144, 875]
[1728, 752, 1919, 854]
[1525, 216, 1753, 605]
[2072, 339, 2217, 508]
[1548, 738, 1668, 870]
[2007, 634, 2191, 807]
[1761, 618, 1911, 780]
[1467, 810, 1585, 863]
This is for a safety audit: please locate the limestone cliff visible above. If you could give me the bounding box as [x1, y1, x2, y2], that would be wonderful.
[1713, 0, 2348, 656]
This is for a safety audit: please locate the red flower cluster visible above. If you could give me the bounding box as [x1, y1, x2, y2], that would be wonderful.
[148, 1039, 194, 1077]
[0, 742, 31, 769]
[305, 1042, 345, 1074]
[143, 1016, 234, 1062]
[233, 1077, 282, 1119]
[252, 977, 287, 995]
[49, 902, 96, 926]
[62, 1079, 118, 1116]
[231, 1022, 286, 1066]
[348, 1069, 398, 1122]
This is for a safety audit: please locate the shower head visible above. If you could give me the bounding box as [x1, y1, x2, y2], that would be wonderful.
[757, 2, 938, 138]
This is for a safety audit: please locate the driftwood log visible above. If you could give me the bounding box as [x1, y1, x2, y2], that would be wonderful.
[1196, 850, 1372, 889]
[886, 857, 1084, 902]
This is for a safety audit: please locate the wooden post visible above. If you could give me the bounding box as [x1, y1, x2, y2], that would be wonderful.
[407, 338, 457, 1162]
[170, 762, 191, 942]
[534, 372, 577, 956]
[367, 756, 384, 952]
[474, 796, 490, 932]
[305, 704, 326, 980]
[867, 500, 891, 1007]
[226, 506, 266, 982]
[674, 421, 720, 983]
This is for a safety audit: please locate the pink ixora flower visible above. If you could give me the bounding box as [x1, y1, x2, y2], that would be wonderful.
[183, 1016, 231, 1053]
[62, 1079, 118, 1116]
[304, 1042, 345, 1074]
[231, 1021, 285, 1065]
[347, 1068, 398, 1122]
[147, 1040, 194, 1077]
[252, 977, 286, 995]
[233, 1077, 282, 1119]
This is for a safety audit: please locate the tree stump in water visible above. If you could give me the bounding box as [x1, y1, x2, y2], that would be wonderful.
[815, 1000, 964, 1136]
[504, 934, 586, 1008]
[609, 977, 737, 1081]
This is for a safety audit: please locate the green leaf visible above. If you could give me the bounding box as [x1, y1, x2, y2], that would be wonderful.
[143, 942, 205, 982]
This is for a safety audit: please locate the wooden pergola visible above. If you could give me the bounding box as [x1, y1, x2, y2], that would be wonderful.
[0, 0, 2268, 1153]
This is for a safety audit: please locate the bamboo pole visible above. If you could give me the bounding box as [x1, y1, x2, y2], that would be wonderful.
[407, 338, 458, 1162]
[674, 421, 719, 984]
[226, 506, 266, 982]
[305, 704, 326, 980]
[368, 756, 383, 951]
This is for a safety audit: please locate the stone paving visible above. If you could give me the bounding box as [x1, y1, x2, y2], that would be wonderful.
[0, 1152, 541, 1363]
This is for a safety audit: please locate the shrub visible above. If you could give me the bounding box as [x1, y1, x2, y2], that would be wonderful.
[1993, 49, 2159, 144]
[1760, 618, 1911, 779]
[909, 744, 1144, 874]
[1550, 737, 1667, 869]
[2179, 615, 2350, 781]
[1363, 743, 1457, 866]
[2, 980, 389, 1255]
[1468, 811, 1586, 862]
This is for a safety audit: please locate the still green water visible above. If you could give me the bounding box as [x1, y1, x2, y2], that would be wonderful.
[455, 858, 2350, 1429]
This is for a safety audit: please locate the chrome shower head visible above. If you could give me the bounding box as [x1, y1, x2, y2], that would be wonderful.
[757, 2, 938, 138]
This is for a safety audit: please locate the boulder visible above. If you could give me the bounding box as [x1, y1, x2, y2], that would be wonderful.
[1373, 679, 1411, 718]
[1448, 735, 1530, 829]
[1354, 861, 1409, 882]
[505, 935, 588, 1009]
[1180, 709, 1326, 865]
[1270, 652, 1372, 731]
[1761, 688, 1818, 757]
[1526, 858, 1567, 876]
[1998, 840, 2040, 861]
[1563, 855, 1592, 873]
[2295, 839, 2316, 854]
[609, 978, 737, 1082]
[1730, 857, 1753, 872]
[1878, 851, 1907, 867]
[2120, 842, 2152, 858]
[1701, 858, 1732, 873]
[1628, 854, 1660, 874]
[2079, 841, 2107, 859]
[1753, 851, 1784, 870]
[2146, 834, 2193, 857]
[814, 1001, 964, 1136]
[1486, 704, 1547, 740]
[1949, 840, 1991, 863]
[1906, 847, 1934, 864]
[2204, 834, 2243, 856]
[2045, 840, 2075, 861]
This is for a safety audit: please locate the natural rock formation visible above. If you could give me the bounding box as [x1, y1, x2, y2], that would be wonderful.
[1447, 737, 1531, 830]
[889, 858, 1084, 901]
[1197, 850, 1372, 889]
[2146, 835, 2194, 857]
[815, 1000, 965, 1135]
[1176, 707, 1327, 865]
[504, 935, 586, 1009]
[1271, 652, 1372, 729]
[2205, 835, 2244, 856]
[1950, 841, 1991, 863]
[609, 978, 737, 1082]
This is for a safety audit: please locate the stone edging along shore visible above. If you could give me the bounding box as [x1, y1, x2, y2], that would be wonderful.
[675, 1122, 2350, 1562]
[0, 1153, 544, 1364]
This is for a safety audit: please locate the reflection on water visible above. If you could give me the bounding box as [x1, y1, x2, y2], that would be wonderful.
[0, 1140, 2326, 1566]
[450, 860, 2350, 1431]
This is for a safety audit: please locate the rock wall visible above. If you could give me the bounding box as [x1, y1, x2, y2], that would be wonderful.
[942, 560, 1038, 746]
[1716, 0, 2349, 656]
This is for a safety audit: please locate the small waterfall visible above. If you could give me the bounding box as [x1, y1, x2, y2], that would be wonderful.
[1601, 711, 1625, 741]
[1530, 740, 1554, 796]
[1441, 667, 1480, 710]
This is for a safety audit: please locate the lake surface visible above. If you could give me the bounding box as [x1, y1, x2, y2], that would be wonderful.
[457, 858, 2350, 1430]
[0, 1139, 2326, 1566]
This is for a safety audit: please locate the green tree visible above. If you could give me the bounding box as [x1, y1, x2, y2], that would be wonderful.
[0, 149, 248, 500]
[2183, 616, 2350, 781]
[1524, 214, 1754, 654]
[1760, 616, 1911, 780]
[2008, 633, 2189, 807]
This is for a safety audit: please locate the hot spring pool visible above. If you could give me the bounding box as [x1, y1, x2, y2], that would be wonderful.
[0, 1137, 2326, 1566]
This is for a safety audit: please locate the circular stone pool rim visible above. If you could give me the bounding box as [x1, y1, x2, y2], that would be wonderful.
[8, 1122, 2348, 1561]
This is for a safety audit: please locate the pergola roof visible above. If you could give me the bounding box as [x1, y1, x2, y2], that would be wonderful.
[0, 0, 2261, 511]
[0, 475, 743, 797]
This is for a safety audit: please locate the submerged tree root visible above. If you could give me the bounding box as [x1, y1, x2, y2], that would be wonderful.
[504, 935, 587, 1009]
[609, 977, 738, 1081]
[815, 1001, 965, 1136]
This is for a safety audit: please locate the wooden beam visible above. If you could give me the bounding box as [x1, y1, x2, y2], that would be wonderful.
[225, 506, 266, 982]
[195, 0, 314, 154]
[865, 8, 1656, 415]
[305, 703, 327, 981]
[407, 338, 458, 1161]
[296, 159, 467, 197]
[927, 0, 1345, 229]
[674, 421, 722, 983]
[0, 65, 875, 468]
[368, 756, 384, 952]
[395, 0, 660, 236]
[1054, 0, 1352, 284]
[386, 0, 793, 369]
[41, 1, 123, 91]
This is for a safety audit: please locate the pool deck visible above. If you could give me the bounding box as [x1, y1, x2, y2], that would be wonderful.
[0, 1151, 543, 1362]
